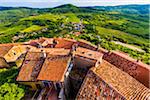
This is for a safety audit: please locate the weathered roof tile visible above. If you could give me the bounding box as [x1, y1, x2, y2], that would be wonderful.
[74, 47, 103, 61]
[37, 55, 71, 82]
[103, 51, 150, 88]
[77, 60, 150, 100]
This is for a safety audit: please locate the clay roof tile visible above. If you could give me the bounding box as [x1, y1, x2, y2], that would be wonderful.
[37, 55, 71, 82]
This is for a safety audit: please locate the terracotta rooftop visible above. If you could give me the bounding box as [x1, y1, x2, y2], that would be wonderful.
[77, 60, 150, 99]
[4, 45, 28, 62]
[54, 38, 77, 49]
[28, 37, 46, 44]
[74, 47, 103, 61]
[25, 52, 42, 61]
[103, 51, 150, 88]
[17, 47, 71, 82]
[27, 37, 49, 47]
[94, 60, 150, 99]
[37, 54, 71, 82]
[29, 48, 70, 55]
[112, 51, 150, 69]
[0, 44, 14, 57]
[17, 52, 44, 81]
[17, 60, 42, 81]
[41, 38, 54, 47]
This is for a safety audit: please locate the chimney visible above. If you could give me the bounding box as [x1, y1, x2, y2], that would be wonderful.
[52, 40, 58, 48]
[136, 57, 141, 62]
[107, 50, 112, 55]
[40, 50, 46, 59]
[137, 59, 140, 62]
[38, 43, 43, 48]
[96, 44, 100, 51]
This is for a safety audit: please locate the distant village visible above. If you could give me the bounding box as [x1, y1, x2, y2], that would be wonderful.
[0, 37, 149, 100]
[12, 20, 84, 42]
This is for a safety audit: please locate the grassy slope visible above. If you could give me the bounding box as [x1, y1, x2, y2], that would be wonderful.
[20, 13, 61, 22]
[20, 25, 44, 33]
[96, 26, 149, 46]
[0, 13, 81, 42]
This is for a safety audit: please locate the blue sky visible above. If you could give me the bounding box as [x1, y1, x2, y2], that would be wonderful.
[0, 0, 149, 8]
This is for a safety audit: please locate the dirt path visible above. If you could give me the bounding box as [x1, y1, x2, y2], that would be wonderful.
[112, 41, 145, 52]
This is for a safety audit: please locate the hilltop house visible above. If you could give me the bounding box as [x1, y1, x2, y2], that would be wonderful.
[16, 48, 72, 99]
[4, 45, 32, 67]
[0, 43, 28, 68]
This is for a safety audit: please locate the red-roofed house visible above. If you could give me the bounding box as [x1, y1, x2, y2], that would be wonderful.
[16, 52, 45, 90]
[37, 55, 71, 82]
[76, 60, 150, 100]
[103, 51, 150, 88]
[54, 38, 77, 49]
[17, 49, 73, 99]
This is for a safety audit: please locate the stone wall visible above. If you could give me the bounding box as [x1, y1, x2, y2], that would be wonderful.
[73, 56, 97, 69]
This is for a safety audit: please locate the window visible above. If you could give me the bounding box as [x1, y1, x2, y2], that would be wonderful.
[88, 54, 92, 56]
[14, 52, 16, 55]
[36, 84, 42, 89]
[81, 52, 85, 54]
[43, 82, 49, 87]
[56, 83, 61, 93]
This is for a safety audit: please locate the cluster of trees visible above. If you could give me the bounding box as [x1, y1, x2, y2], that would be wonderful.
[0, 67, 26, 99]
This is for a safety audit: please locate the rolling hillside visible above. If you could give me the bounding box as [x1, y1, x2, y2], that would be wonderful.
[0, 4, 149, 64]
[92, 4, 149, 14]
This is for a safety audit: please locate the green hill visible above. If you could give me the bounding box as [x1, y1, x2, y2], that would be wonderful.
[0, 4, 149, 64]
[93, 4, 149, 14]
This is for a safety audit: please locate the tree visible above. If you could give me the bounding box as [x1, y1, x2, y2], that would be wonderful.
[0, 83, 25, 100]
[0, 67, 26, 100]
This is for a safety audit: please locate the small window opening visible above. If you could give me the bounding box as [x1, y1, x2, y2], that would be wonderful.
[81, 52, 85, 54]
[88, 54, 92, 56]
[14, 52, 16, 55]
